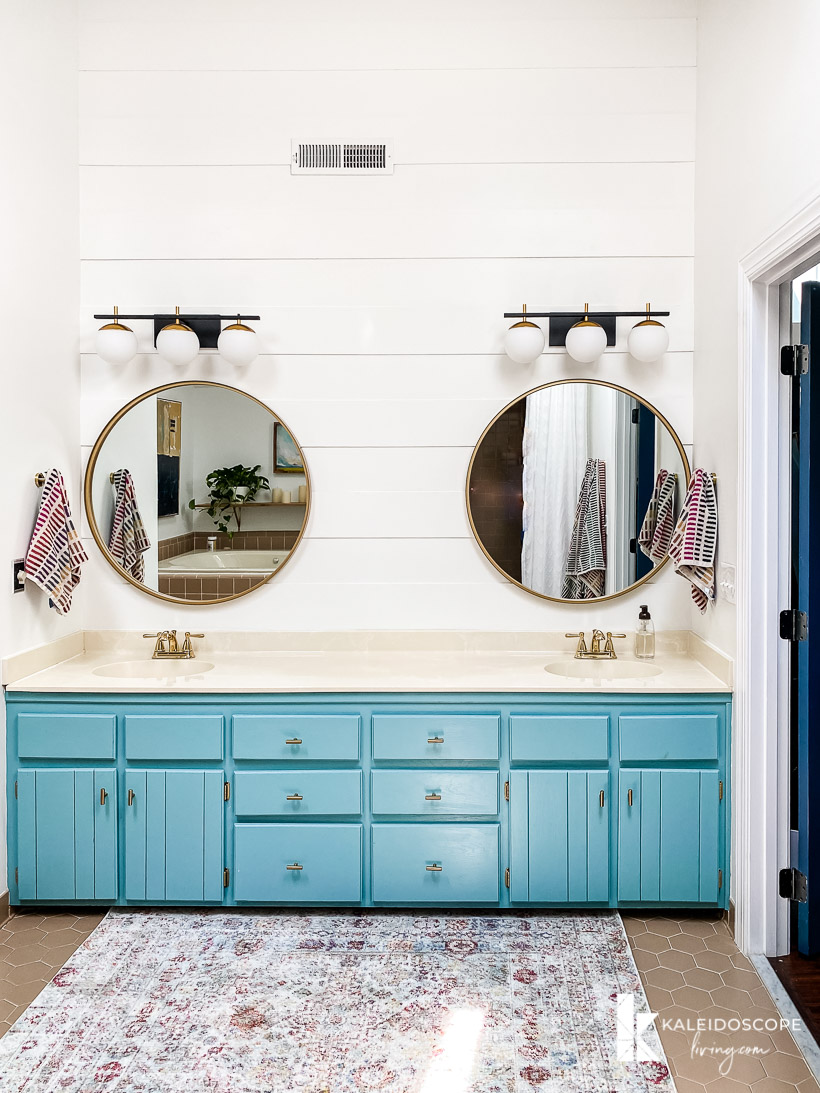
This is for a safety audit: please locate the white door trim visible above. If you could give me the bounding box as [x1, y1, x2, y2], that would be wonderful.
[737, 187, 820, 955]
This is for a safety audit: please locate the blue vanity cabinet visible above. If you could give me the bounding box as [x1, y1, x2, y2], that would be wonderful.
[16, 768, 117, 901]
[124, 770, 225, 903]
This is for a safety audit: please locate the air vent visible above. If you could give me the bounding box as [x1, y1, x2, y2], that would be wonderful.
[291, 140, 394, 174]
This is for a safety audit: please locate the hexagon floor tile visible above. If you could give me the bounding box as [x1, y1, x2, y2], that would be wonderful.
[0, 908, 817, 1093]
[624, 913, 820, 1093]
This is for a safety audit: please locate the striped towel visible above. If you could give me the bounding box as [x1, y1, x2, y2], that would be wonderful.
[639, 469, 677, 564]
[561, 458, 607, 600]
[108, 469, 150, 582]
[669, 468, 718, 613]
[24, 469, 89, 615]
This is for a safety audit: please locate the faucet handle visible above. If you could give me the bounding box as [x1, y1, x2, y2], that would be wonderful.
[566, 631, 588, 656]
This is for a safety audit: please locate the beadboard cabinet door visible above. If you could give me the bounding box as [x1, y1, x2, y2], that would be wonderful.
[510, 770, 610, 903]
[16, 769, 117, 901]
[617, 769, 721, 903]
[124, 770, 225, 903]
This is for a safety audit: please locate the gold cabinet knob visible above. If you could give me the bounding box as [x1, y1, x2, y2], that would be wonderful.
[285, 738, 302, 745]
[286, 793, 304, 801]
[286, 862, 303, 871]
[427, 737, 445, 744]
[425, 793, 442, 801]
[100, 788, 108, 806]
[127, 789, 135, 806]
[426, 863, 443, 872]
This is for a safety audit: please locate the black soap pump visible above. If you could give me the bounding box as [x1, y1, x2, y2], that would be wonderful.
[635, 605, 655, 660]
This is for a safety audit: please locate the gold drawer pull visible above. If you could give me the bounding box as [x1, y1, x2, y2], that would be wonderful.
[425, 793, 442, 801]
[599, 789, 605, 807]
[627, 788, 633, 807]
[286, 862, 303, 871]
[127, 789, 135, 806]
[286, 794, 304, 801]
[426, 863, 443, 872]
[285, 738, 302, 745]
[427, 736, 445, 744]
[100, 788, 108, 806]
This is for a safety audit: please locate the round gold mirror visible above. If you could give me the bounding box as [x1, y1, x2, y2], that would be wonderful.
[84, 381, 310, 604]
[467, 380, 690, 603]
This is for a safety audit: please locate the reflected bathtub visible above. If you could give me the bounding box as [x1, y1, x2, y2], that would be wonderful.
[159, 550, 288, 575]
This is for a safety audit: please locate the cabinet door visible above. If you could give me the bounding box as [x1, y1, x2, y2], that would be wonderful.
[618, 769, 720, 903]
[17, 768, 117, 900]
[510, 770, 609, 903]
[125, 770, 224, 902]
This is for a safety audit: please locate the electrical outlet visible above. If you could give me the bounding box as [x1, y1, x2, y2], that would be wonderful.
[12, 559, 26, 593]
[717, 563, 736, 605]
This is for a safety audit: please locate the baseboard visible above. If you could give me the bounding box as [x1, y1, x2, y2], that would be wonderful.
[727, 898, 736, 938]
[0, 889, 9, 926]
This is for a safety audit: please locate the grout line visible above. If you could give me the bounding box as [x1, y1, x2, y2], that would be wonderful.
[750, 953, 820, 1085]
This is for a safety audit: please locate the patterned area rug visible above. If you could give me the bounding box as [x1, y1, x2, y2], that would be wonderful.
[0, 910, 673, 1092]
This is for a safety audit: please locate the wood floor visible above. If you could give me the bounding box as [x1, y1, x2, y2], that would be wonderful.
[771, 952, 820, 1049]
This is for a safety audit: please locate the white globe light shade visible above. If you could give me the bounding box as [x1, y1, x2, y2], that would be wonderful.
[504, 320, 545, 365]
[95, 322, 137, 365]
[156, 319, 200, 366]
[627, 319, 669, 363]
[218, 322, 259, 366]
[565, 320, 607, 364]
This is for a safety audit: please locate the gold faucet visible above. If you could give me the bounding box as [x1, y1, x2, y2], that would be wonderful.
[565, 630, 627, 660]
[143, 630, 205, 659]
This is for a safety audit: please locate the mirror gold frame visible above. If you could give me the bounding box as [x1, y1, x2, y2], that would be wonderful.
[466, 379, 691, 604]
[83, 380, 311, 605]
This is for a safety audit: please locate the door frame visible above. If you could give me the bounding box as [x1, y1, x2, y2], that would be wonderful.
[737, 186, 820, 956]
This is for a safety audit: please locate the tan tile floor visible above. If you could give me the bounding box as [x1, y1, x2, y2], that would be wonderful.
[0, 908, 817, 1093]
[624, 913, 820, 1092]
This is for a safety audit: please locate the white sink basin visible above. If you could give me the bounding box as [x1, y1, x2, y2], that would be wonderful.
[545, 658, 662, 681]
[92, 660, 215, 680]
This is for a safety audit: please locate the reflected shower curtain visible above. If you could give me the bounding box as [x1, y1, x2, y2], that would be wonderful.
[521, 384, 589, 597]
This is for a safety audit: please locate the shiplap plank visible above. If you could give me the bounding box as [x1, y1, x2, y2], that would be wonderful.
[80, 163, 694, 260]
[79, 68, 694, 165]
[80, 255, 695, 353]
[79, 14, 696, 72]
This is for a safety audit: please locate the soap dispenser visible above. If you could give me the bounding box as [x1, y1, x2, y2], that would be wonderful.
[635, 605, 655, 660]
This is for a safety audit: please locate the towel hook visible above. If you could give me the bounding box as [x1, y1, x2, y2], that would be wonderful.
[34, 472, 46, 487]
[109, 473, 116, 484]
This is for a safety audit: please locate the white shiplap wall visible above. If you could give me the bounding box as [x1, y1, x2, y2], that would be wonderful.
[78, 0, 697, 632]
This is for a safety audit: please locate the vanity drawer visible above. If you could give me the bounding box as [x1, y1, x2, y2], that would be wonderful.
[372, 715, 500, 761]
[233, 715, 360, 761]
[17, 713, 116, 760]
[234, 824, 362, 902]
[619, 714, 720, 762]
[124, 716, 224, 761]
[371, 771, 498, 816]
[234, 771, 362, 817]
[371, 824, 500, 902]
[510, 716, 609, 762]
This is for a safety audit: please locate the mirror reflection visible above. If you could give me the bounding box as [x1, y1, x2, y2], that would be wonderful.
[467, 381, 689, 602]
[87, 383, 309, 603]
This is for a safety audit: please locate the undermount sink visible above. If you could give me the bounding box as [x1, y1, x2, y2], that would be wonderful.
[92, 660, 216, 680]
[544, 658, 663, 680]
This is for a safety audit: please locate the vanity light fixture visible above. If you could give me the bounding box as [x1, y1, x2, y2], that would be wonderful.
[217, 316, 259, 366]
[503, 303, 546, 365]
[627, 302, 670, 363]
[95, 306, 138, 365]
[564, 303, 608, 365]
[156, 306, 200, 366]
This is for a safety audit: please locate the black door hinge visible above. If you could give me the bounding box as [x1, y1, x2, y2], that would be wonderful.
[781, 344, 809, 377]
[629, 538, 637, 554]
[631, 407, 640, 424]
[780, 867, 808, 903]
[780, 609, 808, 642]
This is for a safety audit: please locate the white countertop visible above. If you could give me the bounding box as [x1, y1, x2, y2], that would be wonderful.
[3, 631, 732, 695]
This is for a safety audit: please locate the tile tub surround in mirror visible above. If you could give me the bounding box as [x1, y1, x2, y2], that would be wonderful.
[467, 380, 690, 604]
[84, 382, 309, 605]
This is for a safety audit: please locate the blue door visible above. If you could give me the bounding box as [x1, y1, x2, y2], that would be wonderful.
[618, 769, 720, 903]
[796, 281, 820, 952]
[16, 769, 117, 900]
[125, 770, 225, 902]
[510, 770, 609, 902]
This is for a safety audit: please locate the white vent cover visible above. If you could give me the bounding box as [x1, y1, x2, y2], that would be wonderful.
[291, 140, 394, 174]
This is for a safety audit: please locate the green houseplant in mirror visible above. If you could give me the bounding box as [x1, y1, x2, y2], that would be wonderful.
[189, 464, 271, 537]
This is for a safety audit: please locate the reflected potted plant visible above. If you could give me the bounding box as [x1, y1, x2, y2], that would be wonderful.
[190, 464, 270, 537]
